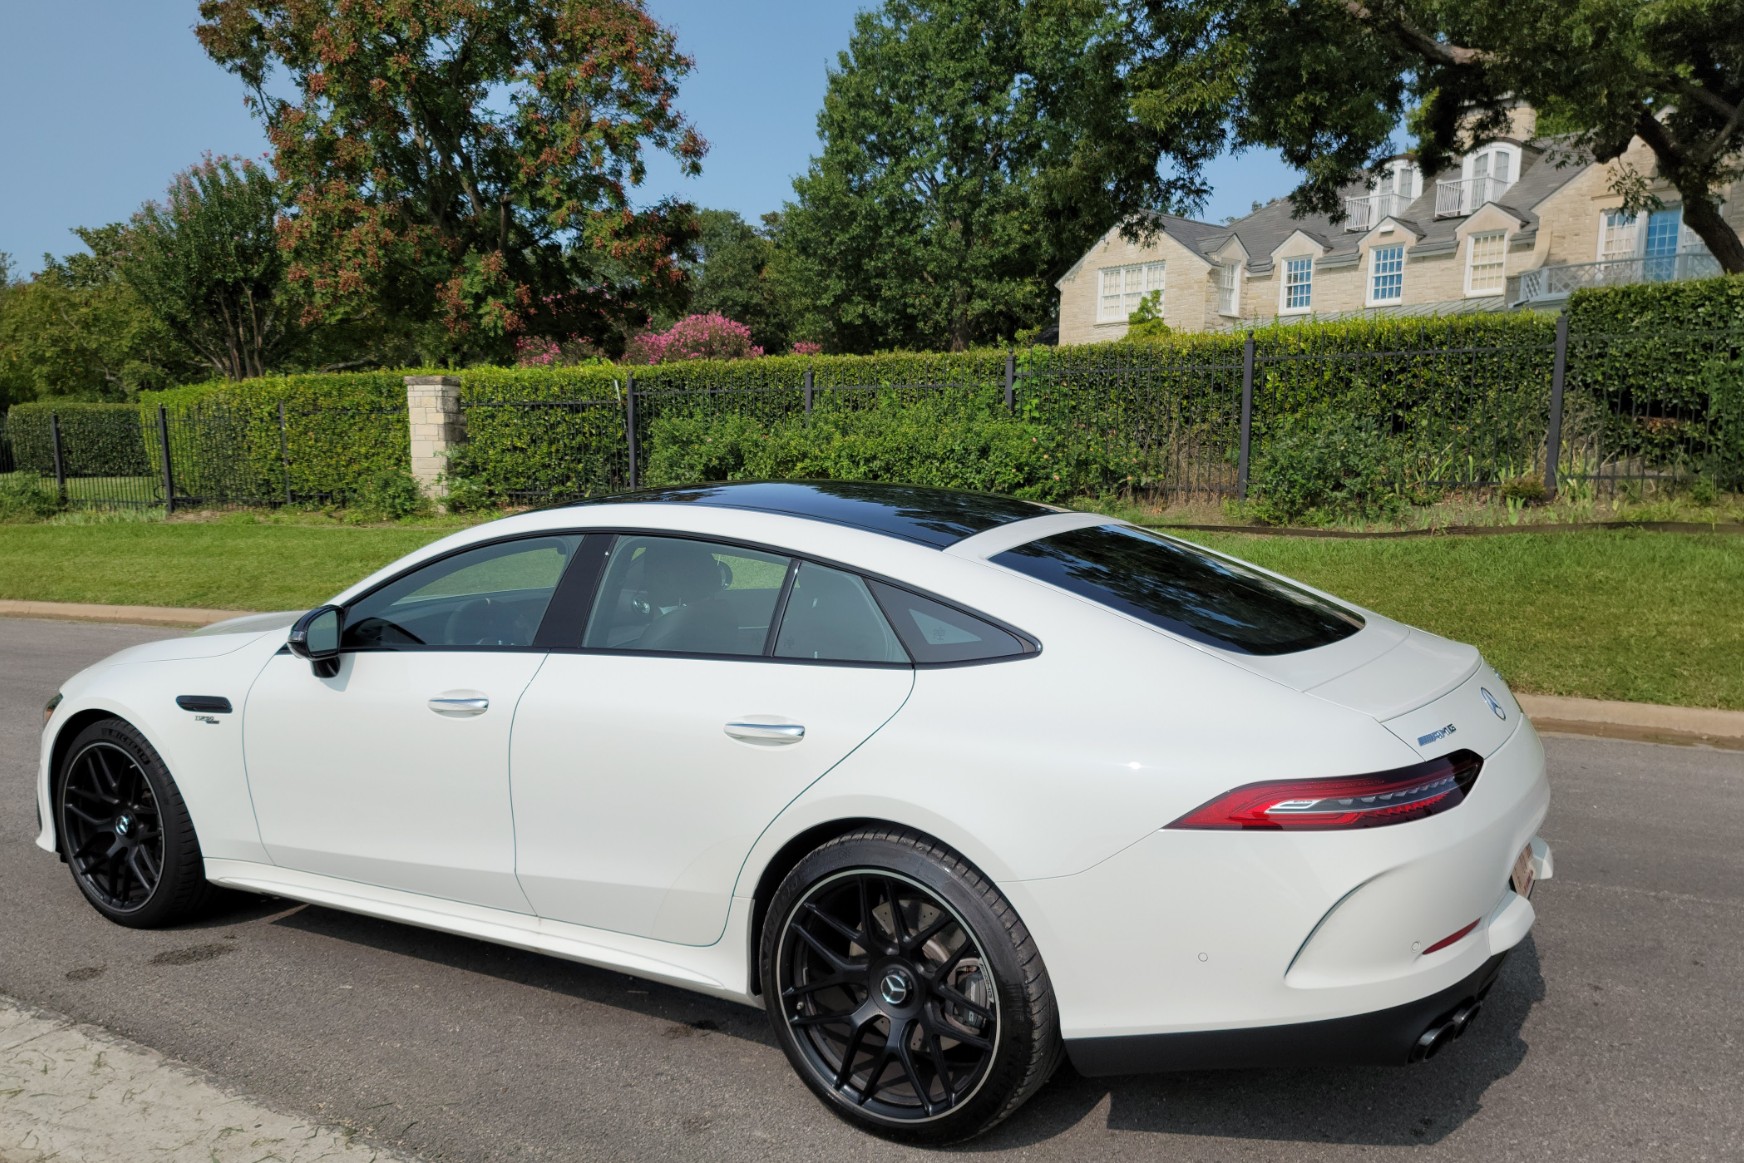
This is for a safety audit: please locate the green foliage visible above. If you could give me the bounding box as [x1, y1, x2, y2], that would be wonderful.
[6, 403, 152, 476]
[197, 0, 708, 359]
[1125, 291, 1171, 341]
[0, 473, 62, 522]
[0, 229, 197, 404]
[348, 467, 430, 521]
[643, 390, 1125, 501]
[144, 372, 411, 505]
[1246, 406, 1403, 525]
[119, 157, 299, 380]
[677, 210, 792, 353]
[779, 0, 1176, 352]
[1565, 277, 1744, 486]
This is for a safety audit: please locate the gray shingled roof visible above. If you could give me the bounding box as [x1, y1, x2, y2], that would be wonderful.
[1157, 136, 1589, 274]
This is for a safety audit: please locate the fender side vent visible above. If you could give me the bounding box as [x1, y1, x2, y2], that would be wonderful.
[175, 695, 233, 714]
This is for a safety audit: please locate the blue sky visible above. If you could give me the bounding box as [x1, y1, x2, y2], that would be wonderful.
[0, 1, 1298, 276]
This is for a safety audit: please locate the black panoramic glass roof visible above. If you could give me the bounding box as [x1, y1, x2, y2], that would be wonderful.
[582, 481, 1061, 547]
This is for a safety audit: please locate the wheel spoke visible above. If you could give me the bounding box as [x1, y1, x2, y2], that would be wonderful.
[792, 923, 861, 975]
[87, 748, 121, 797]
[882, 878, 910, 944]
[925, 1028, 955, 1101]
[891, 1020, 935, 1116]
[934, 980, 994, 1023]
[800, 900, 862, 945]
[126, 848, 156, 894]
[857, 1048, 893, 1105]
[782, 974, 852, 999]
[63, 802, 107, 827]
[904, 912, 953, 956]
[71, 830, 110, 863]
[833, 1015, 876, 1091]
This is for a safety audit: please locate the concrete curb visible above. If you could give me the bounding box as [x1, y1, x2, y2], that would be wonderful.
[3, 600, 1740, 749]
[1517, 694, 1744, 751]
[0, 599, 257, 628]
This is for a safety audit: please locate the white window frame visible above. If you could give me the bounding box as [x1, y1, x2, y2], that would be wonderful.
[1367, 243, 1405, 306]
[1096, 262, 1167, 324]
[1280, 256, 1314, 314]
[1597, 208, 1640, 262]
[1216, 261, 1242, 317]
[1465, 230, 1508, 296]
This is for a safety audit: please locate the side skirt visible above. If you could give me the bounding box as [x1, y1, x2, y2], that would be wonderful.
[203, 859, 762, 1009]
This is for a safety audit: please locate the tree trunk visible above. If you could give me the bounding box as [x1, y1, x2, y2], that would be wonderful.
[1681, 195, 1744, 275]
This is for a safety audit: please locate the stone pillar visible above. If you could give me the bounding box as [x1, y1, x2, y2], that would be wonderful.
[404, 375, 463, 506]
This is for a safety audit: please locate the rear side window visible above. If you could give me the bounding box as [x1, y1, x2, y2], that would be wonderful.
[867, 581, 1032, 664]
[775, 562, 909, 664]
[992, 524, 1362, 656]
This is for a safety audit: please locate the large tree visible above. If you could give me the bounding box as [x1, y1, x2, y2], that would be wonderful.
[196, 0, 708, 360]
[780, 0, 1178, 352]
[672, 209, 793, 353]
[1124, 0, 1744, 272]
[118, 157, 300, 380]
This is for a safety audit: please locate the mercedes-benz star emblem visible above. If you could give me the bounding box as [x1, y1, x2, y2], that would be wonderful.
[880, 971, 911, 1006]
[1480, 687, 1506, 721]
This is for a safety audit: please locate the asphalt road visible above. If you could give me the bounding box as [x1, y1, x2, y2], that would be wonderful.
[3, 616, 1741, 1162]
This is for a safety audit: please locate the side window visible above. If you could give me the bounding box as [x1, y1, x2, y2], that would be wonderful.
[584, 535, 788, 657]
[774, 562, 909, 664]
[866, 580, 1031, 664]
[343, 535, 583, 650]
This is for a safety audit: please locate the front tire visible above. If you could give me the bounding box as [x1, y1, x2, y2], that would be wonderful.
[57, 717, 216, 928]
[760, 827, 1061, 1144]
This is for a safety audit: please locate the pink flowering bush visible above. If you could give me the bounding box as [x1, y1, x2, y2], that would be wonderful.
[621, 313, 763, 364]
[514, 335, 603, 367]
[790, 341, 823, 356]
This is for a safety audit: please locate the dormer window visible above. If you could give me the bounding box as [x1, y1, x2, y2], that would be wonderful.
[1436, 143, 1522, 218]
[1345, 159, 1422, 231]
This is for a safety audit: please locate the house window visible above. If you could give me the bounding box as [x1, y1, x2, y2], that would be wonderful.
[1466, 231, 1507, 295]
[1216, 262, 1241, 316]
[1369, 244, 1405, 304]
[1097, 262, 1166, 324]
[1598, 209, 1639, 262]
[1282, 256, 1313, 311]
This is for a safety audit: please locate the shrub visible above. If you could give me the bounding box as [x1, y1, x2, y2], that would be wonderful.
[1124, 291, 1171, 341]
[622, 313, 764, 364]
[1248, 408, 1404, 525]
[6, 403, 152, 477]
[642, 390, 1130, 502]
[0, 473, 61, 521]
[348, 467, 429, 520]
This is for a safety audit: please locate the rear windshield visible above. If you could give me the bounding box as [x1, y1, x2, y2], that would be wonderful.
[992, 524, 1363, 656]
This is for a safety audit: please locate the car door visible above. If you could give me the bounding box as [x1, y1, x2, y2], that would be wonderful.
[242, 533, 585, 913]
[510, 535, 915, 946]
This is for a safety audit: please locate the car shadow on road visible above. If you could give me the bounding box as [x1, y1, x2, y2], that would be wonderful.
[972, 940, 1546, 1151]
[265, 902, 1544, 1151]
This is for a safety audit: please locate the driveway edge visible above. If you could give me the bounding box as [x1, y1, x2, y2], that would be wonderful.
[0, 599, 257, 628]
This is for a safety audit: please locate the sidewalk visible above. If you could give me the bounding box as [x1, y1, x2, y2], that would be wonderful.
[0, 995, 412, 1162]
[4, 598, 1741, 749]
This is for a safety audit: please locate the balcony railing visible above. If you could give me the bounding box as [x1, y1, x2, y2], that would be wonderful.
[1516, 250, 1722, 303]
[1342, 190, 1413, 231]
[1434, 175, 1514, 218]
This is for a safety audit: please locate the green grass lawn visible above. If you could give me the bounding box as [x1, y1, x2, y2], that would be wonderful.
[0, 520, 1738, 709]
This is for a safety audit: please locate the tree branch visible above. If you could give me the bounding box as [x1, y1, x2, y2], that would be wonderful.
[1339, 2, 1490, 68]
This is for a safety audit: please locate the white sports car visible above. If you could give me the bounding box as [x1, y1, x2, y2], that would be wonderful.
[36, 482, 1551, 1142]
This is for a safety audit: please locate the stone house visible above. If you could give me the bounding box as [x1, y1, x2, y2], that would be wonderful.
[1056, 107, 1743, 343]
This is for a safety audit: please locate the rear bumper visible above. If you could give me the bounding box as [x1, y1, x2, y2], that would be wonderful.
[1066, 950, 1508, 1076]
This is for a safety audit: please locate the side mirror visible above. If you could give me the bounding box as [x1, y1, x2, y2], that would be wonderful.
[288, 606, 343, 678]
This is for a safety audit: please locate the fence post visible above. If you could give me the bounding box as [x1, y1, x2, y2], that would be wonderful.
[404, 375, 463, 508]
[803, 367, 814, 415]
[1003, 352, 1016, 414]
[278, 402, 292, 506]
[1236, 333, 1256, 500]
[156, 405, 176, 514]
[49, 413, 67, 504]
[1544, 312, 1568, 499]
[625, 372, 639, 490]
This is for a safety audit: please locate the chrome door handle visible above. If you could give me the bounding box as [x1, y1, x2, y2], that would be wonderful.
[428, 696, 489, 716]
[724, 721, 805, 743]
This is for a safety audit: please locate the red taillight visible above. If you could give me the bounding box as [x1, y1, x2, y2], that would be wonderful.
[1166, 750, 1484, 831]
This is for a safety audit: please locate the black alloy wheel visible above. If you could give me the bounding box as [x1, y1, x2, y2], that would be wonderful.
[57, 718, 216, 928]
[763, 828, 1060, 1143]
[62, 741, 163, 913]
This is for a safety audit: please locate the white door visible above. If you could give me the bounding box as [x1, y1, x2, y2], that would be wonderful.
[510, 538, 915, 946]
[242, 534, 585, 913]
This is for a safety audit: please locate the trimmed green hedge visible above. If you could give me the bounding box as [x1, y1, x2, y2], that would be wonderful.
[6, 402, 152, 477]
[1565, 276, 1744, 487]
[144, 372, 413, 504]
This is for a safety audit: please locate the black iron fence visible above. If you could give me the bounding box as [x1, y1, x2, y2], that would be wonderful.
[6, 320, 1739, 512]
[3, 403, 408, 511]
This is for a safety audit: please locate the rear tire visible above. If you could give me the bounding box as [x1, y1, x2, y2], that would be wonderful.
[760, 826, 1061, 1144]
[57, 717, 217, 928]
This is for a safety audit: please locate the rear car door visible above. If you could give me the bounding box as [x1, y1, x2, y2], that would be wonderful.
[242, 534, 584, 913]
[510, 535, 914, 945]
